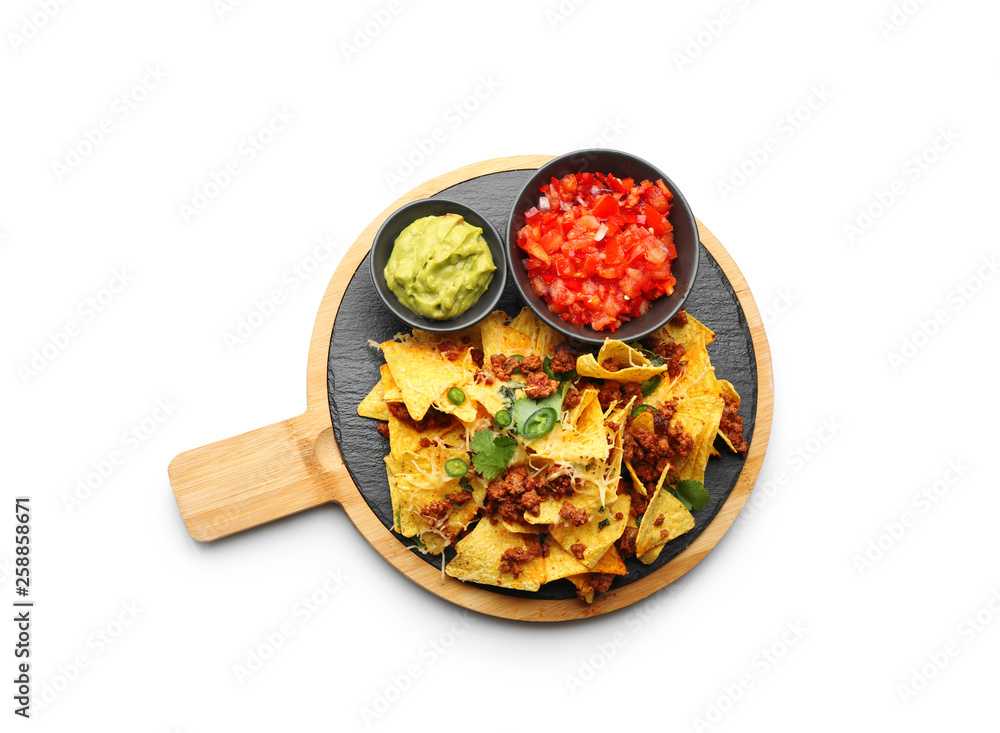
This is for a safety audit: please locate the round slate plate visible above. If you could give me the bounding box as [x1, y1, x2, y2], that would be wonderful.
[328, 168, 757, 601]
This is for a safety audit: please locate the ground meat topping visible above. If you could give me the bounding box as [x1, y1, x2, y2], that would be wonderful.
[550, 343, 577, 373]
[563, 387, 582, 410]
[600, 358, 620, 372]
[499, 540, 547, 577]
[376, 423, 390, 438]
[719, 393, 748, 456]
[597, 381, 622, 411]
[573, 572, 615, 601]
[622, 400, 694, 486]
[525, 369, 560, 399]
[653, 514, 664, 527]
[387, 401, 453, 433]
[671, 308, 688, 327]
[420, 500, 450, 527]
[545, 466, 574, 496]
[570, 543, 586, 560]
[438, 340, 461, 361]
[446, 491, 473, 504]
[470, 348, 484, 368]
[485, 466, 545, 523]
[521, 355, 543, 372]
[559, 501, 588, 527]
[489, 353, 526, 381]
[617, 525, 638, 558]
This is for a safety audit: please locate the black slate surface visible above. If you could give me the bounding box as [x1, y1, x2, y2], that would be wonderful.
[328, 168, 757, 600]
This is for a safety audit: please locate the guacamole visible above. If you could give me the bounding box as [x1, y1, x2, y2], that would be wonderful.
[384, 214, 496, 320]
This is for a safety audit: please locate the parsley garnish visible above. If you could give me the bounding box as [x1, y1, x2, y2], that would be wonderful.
[598, 519, 610, 530]
[672, 479, 710, 511]
[471, 429, 517, 480]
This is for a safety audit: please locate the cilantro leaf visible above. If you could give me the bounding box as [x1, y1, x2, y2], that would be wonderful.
[512, 383, 566, 436]
[673, 479, 710, 512]
[471, 429, 517, 480]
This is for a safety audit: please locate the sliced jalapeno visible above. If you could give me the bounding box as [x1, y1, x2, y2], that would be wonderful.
[447, 387, 466, 405]
[631, 404, 656, 418]
[494, 409, 512, 428]
[444, 458, 468, 478]
[640, 375, 661, 396]
[522, 406, 558, 439]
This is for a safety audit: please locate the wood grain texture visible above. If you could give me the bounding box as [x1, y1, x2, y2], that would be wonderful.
[168, 155, 773, 621]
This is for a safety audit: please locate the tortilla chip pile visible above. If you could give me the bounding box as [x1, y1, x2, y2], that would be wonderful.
[357, 307, 745, 603]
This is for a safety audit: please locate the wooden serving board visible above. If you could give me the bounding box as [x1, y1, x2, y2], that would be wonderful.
[168, 155, 774, 622]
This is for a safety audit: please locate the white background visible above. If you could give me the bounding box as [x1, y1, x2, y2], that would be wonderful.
[2, 0, 998, 730]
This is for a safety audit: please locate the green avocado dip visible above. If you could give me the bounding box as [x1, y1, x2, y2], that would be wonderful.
[384, 214, 496, 320]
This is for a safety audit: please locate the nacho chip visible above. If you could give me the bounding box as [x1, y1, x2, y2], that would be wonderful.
[445, 519, 546, 591]
[550, 492, 631, 569]
[715, 379, 743, 453]
[576, 339, 670, 383]
[562, 387, 598, 429]
[526, 475, 603, 525]
[387, 413, 462, 462]
[382, 339, 468, 421]
[566, 546, 628, 603]
[670, 394, 725, 484]
[508, 307, 562, 356]
[542, 536, 591, 583]
[591, 544, 627, 575]
[530, 394, 608, 462]
[635, 478, 696, 562]
[358, 364, 392, 421]
[480, 311, 534, 360]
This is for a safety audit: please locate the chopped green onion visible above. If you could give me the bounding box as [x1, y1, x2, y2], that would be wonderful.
[447, 387, 466, 405]
[494, 409, 512, 428]
[640, 375, 661, 396]
[445, 458, 468, 478]
[522, 406, 558, 439]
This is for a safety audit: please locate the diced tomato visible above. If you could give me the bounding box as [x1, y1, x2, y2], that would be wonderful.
[580, 251, 602, 277]
[515, 171, 677, 332]
[645, 241, 668, 266]
[520, 239, 550, 265]
[597, 263, 625, 279]
[591, 194, 619, 220]
[645, 186, 669, 214]
[539, 228, 565, 254]
[644, 204, 668, 235]
[604, 236, 625, 265]
[549, 278, 574, 307]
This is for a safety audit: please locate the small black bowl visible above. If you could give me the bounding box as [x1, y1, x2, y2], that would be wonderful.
[506, 149, 699, 346]
[369, 198, 507, 332]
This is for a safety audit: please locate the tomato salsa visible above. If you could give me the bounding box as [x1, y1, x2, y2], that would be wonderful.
[516, 172, 677, 332]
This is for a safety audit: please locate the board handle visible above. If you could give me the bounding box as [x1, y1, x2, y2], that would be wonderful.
[168, 410, 347, 541]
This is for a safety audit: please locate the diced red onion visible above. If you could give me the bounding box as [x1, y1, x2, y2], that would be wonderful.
[594, 224, 608, 241]
[575, 195, 586, 206]
[538, 196, 550, 211]
[636, 214, 646, 225]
